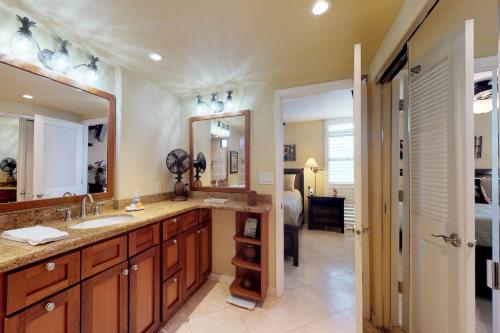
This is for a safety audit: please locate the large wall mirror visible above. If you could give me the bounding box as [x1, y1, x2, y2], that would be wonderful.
[0, 56, 115, 213]
[189, 110, 250, 192]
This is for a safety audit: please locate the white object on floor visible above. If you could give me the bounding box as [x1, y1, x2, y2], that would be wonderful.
[204, 198, 229, 204]
[1, 226, 69, 246]
[225, 294, 256, 310]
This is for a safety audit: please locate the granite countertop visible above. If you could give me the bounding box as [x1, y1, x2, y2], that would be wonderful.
[0, 199, 271, 273]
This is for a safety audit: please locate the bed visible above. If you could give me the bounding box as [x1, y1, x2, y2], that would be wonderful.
[284, 168, 305, 266]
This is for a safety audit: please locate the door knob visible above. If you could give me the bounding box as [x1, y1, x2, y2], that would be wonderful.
[431, 233, 462, 247]
[131, 264, 139, 271]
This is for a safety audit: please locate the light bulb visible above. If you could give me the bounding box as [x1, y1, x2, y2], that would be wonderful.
[11, 32, 38, 62]
[50, 52, 70, 74]
[312, 0, 332, 16]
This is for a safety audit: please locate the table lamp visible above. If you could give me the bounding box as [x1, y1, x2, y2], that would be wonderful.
[305, 157, 319, 195]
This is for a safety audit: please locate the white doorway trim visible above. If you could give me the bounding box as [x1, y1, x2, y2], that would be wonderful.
[274, 79, 354, 297]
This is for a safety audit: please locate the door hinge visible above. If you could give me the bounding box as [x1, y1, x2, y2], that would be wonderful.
[398, 281, 403, 294]
[487, 259, 500, 290]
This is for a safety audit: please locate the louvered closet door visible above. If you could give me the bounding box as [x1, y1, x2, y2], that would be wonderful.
[408, 21, 475, 333]
[33, 115, 85, 199]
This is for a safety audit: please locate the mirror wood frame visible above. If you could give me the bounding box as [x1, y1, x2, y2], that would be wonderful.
[189, 110, 250, 193]
[0, 54, 116, 214]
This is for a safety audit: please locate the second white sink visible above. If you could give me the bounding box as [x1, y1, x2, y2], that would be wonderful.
[70, 214, 134, 229]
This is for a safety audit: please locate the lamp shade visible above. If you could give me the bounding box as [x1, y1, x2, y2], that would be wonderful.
[305, 158, 318, 169]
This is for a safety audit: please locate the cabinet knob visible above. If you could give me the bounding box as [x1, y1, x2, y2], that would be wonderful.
[172, 239, 177, 245]
[172, 218, 177, 223]
[122, 269, 129, 276]
[172, 277, 177, 283]
[45, 302, 56, 312]
[131, 264, 139, 271]
[45, 262, 56, 271]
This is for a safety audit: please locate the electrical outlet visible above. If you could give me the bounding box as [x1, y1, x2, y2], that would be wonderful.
[259, 172, 274, 185]
[156, 182, 161, 193]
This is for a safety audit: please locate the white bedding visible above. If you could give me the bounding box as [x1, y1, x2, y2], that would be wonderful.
[284, 189, 303, 226]
[475, 204, 497, 247]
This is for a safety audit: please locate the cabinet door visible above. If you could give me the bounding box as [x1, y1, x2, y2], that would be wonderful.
[198, 222, 212, 283]
[5, 284, 80, 333]
[162, 269, 183, 322]
[129, 246, 160, 333]
[82, 262, 129, 333]
[182, 228, 199, 299]
[162, 235, 183, 280]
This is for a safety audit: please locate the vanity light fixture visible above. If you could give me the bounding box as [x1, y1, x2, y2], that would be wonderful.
[11, 16, 40, 61]
[22, 94, 34, 99]
[196, 90, 234, 114]
[311, 0, 332, 16]
[38, 37, 72, 74]
[74, 55, 101, 85]
[149, 52, 163, 62]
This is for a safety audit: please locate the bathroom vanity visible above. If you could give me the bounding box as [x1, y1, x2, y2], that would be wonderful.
[0, 200, 270, 333]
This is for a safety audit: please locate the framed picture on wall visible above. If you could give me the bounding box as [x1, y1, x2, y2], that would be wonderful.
[284, 144, 296, 161]
[229, 151, 238, 173]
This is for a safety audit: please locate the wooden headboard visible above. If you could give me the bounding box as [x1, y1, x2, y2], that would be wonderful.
[284, 168, 305, 210]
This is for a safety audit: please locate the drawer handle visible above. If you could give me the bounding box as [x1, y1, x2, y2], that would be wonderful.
[131, 264, 139, 271]
[172, 239, 177, 245]
[172, 218, 177, 223]
[45, 302, 56, 312]
[122, 269, 129, 276]
[172, 277, 177, 283]
[45, 262, 56, 271]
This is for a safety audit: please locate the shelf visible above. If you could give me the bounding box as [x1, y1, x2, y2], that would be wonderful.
[231, 256, 261, 272]
[233, 233, 261, 246]
[230, 278, 262, 301]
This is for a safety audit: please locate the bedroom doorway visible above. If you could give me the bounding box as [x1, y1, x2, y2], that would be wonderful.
[274, 57, 369, 332]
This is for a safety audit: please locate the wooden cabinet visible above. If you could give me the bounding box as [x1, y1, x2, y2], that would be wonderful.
[182, 227, 199, 299]
[198, 222, 212, 283]
[162, 235, 183, 280]
[129, 246, 160, 333]
[162, 216, 182, 241]
[82, 236, 127, 279]
[161, 269, 183, 322]
[6, 251, 80, 315]
[182, 210, 199, 231]
[81, 262, 129, 333]
[129, 224, 159, 257]
[5, 285, 80, 333]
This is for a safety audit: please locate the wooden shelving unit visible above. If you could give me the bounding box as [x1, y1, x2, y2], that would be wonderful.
[229, 211, 269, 302]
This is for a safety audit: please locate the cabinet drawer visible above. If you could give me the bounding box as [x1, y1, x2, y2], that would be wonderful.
[82, 236, 127, 279]
[5, 284, 80, 333]
[182, 210, 199, 231]
[129, 223, 160, 257]
[199, 208, 211, 223]
[162, 270, 183, 322]
[162, 235, 183, 280]
[162, 216, 182, 241]
[6, 251, 80, 315]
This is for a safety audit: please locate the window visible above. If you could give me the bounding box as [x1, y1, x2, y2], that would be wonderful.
[326, 119, 354, 184]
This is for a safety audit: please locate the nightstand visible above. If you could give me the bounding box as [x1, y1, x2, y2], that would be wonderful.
[307, 196, 345, 232]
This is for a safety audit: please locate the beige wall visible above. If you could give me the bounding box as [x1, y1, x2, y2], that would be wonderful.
[284, 120, 326, 210]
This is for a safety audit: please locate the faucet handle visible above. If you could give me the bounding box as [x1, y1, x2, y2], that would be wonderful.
[57, 207, 73, 222]
[94, 202, 106, 216]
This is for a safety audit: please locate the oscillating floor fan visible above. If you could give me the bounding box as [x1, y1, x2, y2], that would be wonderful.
[0, 158, 16, 184]
[166, 149, 191, 201]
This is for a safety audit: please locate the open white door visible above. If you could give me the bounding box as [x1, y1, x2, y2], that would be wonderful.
[33, 115, 85, 199]
[353, 43, 370, 332]
[408, 20, 475, 333]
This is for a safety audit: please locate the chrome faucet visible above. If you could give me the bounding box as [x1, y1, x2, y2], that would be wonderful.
[80, 194, 94, 219]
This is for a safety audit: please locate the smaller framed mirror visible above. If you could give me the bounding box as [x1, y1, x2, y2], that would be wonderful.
[189, 110, 250, 192]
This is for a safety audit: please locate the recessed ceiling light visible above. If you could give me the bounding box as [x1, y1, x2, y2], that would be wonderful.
[312, 0, 332, 16]
[148, 52, 163, 62]
[22, 94, 34, 99]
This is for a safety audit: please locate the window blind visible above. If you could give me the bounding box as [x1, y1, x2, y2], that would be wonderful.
[327, 121, 354, 184]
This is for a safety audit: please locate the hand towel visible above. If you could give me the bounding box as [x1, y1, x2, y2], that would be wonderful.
[2, 226, 69, 246]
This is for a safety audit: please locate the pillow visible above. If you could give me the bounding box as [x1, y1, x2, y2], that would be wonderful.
[284, 174, 296, 191]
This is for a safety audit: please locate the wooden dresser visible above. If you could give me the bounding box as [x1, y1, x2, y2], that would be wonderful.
[308, 196, 345, 233]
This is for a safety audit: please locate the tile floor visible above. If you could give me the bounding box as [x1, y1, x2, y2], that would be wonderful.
[160, 227, 356, 333]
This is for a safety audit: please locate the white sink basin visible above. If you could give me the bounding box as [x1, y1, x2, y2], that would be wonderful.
[204, 198, 229, 204]
[70, 214, 134, 229]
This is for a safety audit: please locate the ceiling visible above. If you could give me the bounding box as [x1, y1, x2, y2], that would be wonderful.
[0, 61, 108, 118]
[283, 89, 353, 123]
[3, 0, 404, 95]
